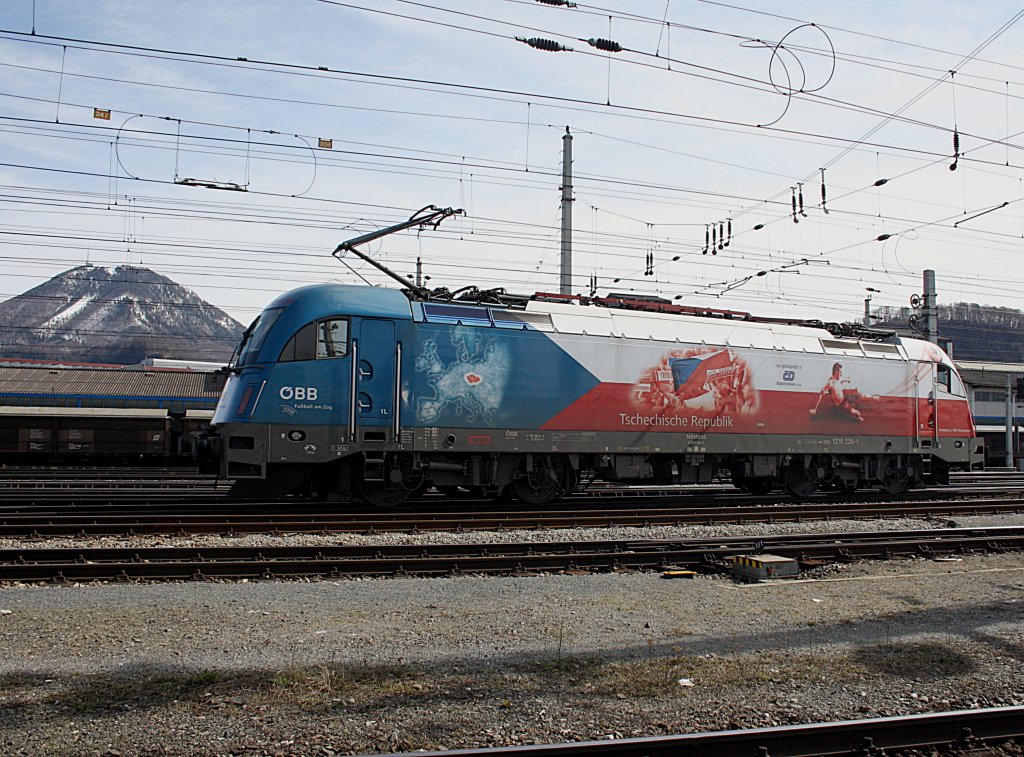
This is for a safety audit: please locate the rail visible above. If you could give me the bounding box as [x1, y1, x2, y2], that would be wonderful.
[364, 706, 1024, 757]
[2, 526, 1022, 582]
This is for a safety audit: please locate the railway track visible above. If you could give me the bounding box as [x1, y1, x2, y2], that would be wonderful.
[0, 487, 947, 512]
[2, 525, 1022, 582]
[0, 467, 1018, 500]
[2, 495, 1024, 537]
[0, 471, 1020, 507]
[370, 706, 1024, 757]
[0, 470, 1022, 538]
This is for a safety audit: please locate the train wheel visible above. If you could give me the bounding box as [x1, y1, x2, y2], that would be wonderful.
[511, 459, 577, 505]
[353, 474, 411, 508]
[878, 474, 910, 495]
[511, 474, 561, 505]
[784, 465, 818, 498]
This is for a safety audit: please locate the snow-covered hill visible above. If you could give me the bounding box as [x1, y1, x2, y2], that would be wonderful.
[0, 265, 244, 364]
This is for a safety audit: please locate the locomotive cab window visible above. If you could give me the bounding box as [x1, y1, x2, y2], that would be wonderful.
[317, 319, 348, 358]
[279, 318, 348, 362]
[937, 363, 966, 397]
[279, 322, 317, 362]
[238, 307, 284, 365]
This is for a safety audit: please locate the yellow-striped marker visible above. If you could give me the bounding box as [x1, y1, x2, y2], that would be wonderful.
[661, 570, 697, 579]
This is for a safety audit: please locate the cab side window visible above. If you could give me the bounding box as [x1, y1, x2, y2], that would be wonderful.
[278, 322, 316, 362]
[936, 363, 966, 397]
[280, 318, 348, 362]
[318, 319, 348, 358]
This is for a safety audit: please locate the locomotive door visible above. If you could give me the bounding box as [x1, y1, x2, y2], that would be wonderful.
[353, 319, 396, 428]
[915, 361, 938, 448]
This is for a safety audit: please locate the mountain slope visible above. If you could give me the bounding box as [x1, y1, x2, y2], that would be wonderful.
[874, 303, 1024, 362]
[0, 265, 244, 364]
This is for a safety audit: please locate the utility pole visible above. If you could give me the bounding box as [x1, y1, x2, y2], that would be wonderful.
[923, 269, 938, 345]
[864, 287, 880, 326]
[559, 127, 573, 295]
[1006, 374, 1014, 469]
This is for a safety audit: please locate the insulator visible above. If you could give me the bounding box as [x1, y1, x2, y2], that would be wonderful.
[712, 225, 717, 249]
[791, 188, 799, 224]
[587, 38, 622, 53]
[516, 36, 570, 52]
[820, 168, 829, 214]
[703, 225, 709, 255]
[950, 128, 960, 171]
[873, 178, 888, 187]
[725, 219, 732, 247]
[718, 222, 725, 250]
[536, 0, 577, 6]
[798, 183, 807, 216]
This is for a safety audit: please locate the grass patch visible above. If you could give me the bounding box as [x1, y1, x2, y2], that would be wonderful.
[10, 642, 969, 717]
[563, 650, 869, 699]
[258, 662, 427, 707]
[852, 640, 976, 680]
[184, 669, 221, 687]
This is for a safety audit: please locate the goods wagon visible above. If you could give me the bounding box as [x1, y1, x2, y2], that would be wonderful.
[0, 407, 170, 460]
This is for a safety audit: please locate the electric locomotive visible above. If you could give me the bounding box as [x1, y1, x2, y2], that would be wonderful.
[212, 208, 980, 505]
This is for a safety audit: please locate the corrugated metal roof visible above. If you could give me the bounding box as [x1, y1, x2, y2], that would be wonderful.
[0, 366, 223, 400]
[955, 361, 1024, 373]
[0, 406, 169, 418]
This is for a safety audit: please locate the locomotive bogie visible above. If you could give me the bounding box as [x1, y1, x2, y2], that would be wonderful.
[213, 284, 978, 504]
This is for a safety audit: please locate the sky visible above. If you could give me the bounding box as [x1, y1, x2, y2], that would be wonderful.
[1, 0, 1023, 331]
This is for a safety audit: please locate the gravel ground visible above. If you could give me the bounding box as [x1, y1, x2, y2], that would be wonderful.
[1, 514, 1023, 756]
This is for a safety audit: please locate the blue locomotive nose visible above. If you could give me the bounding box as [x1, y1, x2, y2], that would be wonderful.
[214, 370, 267, 421]
[211, 352, 274, 422]
[212, 284, 413, 487]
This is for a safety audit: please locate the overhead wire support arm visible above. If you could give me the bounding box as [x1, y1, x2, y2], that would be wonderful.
[330, 204, 464, 297]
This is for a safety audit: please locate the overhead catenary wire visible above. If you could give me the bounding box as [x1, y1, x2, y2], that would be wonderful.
[6, 19, 1015, 239]
[2, 5, 1024, 325]
[3, 29, 1022, 165]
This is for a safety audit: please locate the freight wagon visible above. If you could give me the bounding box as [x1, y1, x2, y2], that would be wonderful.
[0, 406, 214, 463]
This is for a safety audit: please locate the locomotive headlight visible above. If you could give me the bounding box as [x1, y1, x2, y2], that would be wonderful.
[954, 441, 963, 448]
[288, 430, 306, 442]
